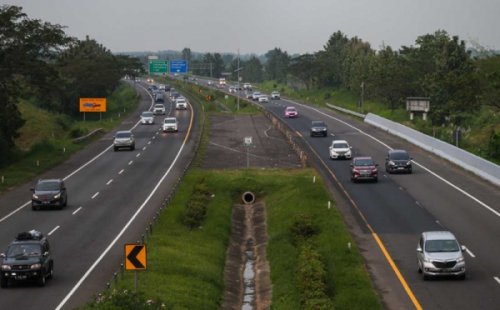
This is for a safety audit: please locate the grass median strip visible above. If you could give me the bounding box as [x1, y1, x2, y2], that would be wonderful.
[91, 168, 382, 309]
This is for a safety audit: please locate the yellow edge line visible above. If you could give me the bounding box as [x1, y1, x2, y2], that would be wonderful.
[295, 130, 423, 310]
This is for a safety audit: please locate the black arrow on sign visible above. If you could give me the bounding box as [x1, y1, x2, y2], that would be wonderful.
[127, 246, 145, 269]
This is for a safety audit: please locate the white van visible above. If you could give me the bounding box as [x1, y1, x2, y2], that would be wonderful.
[175, 97, 188, 110]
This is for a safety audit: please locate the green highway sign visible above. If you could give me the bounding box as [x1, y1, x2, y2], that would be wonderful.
[149, 60, 168, 75]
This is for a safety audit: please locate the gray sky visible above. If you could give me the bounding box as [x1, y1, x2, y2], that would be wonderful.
[5, 0, 500, 54]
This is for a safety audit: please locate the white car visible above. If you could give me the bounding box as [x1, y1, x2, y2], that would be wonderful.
[153, 103, 165, 115]
[329, 140, 352, 159]
[158, 84, 166, 90]
[251, 92, 261, 101]
[271, 91, 281, 100]
[175, 97, 188, 110]
[140, 111, 154, 124]
[243, 83, 252, 90]
[162, 117, 178, 132]
[258, 95, 269, 103]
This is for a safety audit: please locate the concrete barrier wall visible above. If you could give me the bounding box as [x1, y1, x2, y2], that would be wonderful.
[364, 113, 500, 186]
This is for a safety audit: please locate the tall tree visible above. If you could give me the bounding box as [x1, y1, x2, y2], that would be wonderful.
[181, 47, 192, 64]
[289, 54, 318, 90]
[265, 48, 290, 83]
[0, 5, 72, 163]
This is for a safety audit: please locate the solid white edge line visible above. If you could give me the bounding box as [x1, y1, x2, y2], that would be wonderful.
[106, 179, 113, 185]
[283, 98, 499, 218]
[48, 226, 60, 236]
[55, 120, 188, 310]
[72, 207, 83, 215]
[91, 192, 99, 199]
[465, 247, 476, 258]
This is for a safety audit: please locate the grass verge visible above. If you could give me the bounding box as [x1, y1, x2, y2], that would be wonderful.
[86, 169, 382, 309]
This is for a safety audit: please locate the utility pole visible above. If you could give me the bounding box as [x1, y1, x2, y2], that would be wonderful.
[360, 82, 365, 113]
[237, 49, 240, 111]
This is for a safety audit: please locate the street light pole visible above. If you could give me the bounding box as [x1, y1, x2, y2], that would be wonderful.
[237, 49, 240, 111]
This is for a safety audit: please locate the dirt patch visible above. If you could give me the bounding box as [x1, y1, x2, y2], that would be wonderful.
[202, 114, 302, 169]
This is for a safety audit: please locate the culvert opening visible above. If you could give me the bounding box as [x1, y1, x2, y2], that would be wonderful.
[242, 191, 255, 204]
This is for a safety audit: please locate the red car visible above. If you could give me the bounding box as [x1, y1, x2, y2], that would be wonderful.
[350, 156, 378, 182]
[284, 106, 298, 118]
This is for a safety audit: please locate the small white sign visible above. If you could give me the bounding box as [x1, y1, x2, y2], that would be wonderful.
[244, 136, 252, 146]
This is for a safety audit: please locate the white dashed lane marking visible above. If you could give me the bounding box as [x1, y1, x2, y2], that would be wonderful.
[48, 226, 60, 235]
[91, 192, 99, 199]
[72, 206, 82, 215]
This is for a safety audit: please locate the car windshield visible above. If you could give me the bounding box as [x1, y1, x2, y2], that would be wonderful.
[164, 119, 176, 124]
[286, 107, 296, 112]
[116, 132, 131, 138]
[425, 239, 460, 252]
[7, 244, 42, 258]
[142, 112, 153, 117]
[154, 104, 164, 108]
[35, 181, 60, 191]
[333, 142, 348, 149]
[312, 122, 325, 127]
[390, 152, 410, 160]
[354, 158, 374, 166]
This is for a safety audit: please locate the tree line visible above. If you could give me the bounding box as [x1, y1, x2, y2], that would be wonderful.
[0, 5, 144, 165]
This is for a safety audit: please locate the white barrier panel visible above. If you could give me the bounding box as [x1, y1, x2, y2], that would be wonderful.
[364, 113, 500, 187]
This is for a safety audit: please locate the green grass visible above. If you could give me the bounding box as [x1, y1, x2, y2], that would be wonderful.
[0, 82, 139, 193]
[101, 169, 381, 309]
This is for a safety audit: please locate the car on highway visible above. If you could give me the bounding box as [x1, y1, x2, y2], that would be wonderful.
[175, 97, 188, 110]
[153, 103, 166, 115]
[258, 95, 269, 103]
[169, 91, 181, 101]
[113, 130, 135, 151]
[251, 92, 262, 101]
[284, 106, 298, 118]
[271, 91, 281, 100]
[310, 121, 328, 137]
[154, 92, 164, 102]
[228, 86, 236, 93]
[243, 83, 252, 91]
[245, 92, 253, 99]
[350, 156, 378, 182]
[385, 149, 412, 174]
[163, 117, 179, 132]
[140, 111, 154, 124]
[158, 84, 166, 90]
[329, 139, 352, 159]
[30, 179, 68, 210]
[1, 230, 54, 287]
[417, 231, 466, 280]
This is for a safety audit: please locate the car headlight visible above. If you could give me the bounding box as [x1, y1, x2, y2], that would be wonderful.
[31, 263, 42, 270]
[32, 194, 39, 199]
[54, 193, 61, 199]
[1, 265, 11, 271]
[388, 160, 395, 166]
[345, 149, 352, 155]
[406, 161, 412, 166]
[457, 256, 465, 263]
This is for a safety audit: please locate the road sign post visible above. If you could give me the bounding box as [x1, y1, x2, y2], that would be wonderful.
[244, 137, 253, 168]
[125, 244, 147, 291]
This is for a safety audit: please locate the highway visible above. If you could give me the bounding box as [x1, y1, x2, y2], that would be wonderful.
[252, 90, 500, 309]
[0, 83, 197, 309]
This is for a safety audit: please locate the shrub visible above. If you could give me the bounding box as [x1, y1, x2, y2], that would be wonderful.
[181, 181, 212, 229]
[290, 214, 319, 243]
[85, 289, 165, 309]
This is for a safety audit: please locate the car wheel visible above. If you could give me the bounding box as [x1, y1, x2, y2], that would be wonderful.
[114, 146, 118, 152]
[131, 145, 135, 151]
[458, 273, 466, 280]
[0, 277, 8, 288]
[422, 273, 430, 281]
[373, 177, 378, 183]
[38, 274, 46, 287]
[48, 263, 54, 279]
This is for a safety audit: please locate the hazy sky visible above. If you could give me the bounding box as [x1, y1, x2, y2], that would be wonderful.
[5, 0, 500, 55]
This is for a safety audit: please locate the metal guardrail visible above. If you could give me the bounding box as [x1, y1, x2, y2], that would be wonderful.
[364, 113, 500, 186]
[72, 128, 104, 143]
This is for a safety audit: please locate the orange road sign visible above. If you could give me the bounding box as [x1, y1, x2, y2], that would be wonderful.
[79, 98, 107, 112]
[125, 244, 147, 270]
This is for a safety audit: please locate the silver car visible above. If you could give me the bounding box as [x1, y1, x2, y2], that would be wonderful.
[417, 231, 466, 280]
[113, 130, 135, 151]
[140, 111, 154, 124]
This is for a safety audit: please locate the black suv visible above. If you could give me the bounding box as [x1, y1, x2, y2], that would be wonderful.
[1, 230, 54, 287]
[385, 149, 412, 174]
[310, 121, 328, 137]
[31, 179, 68, 210]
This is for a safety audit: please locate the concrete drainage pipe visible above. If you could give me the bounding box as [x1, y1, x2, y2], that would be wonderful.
[242, 191, 255, 204]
